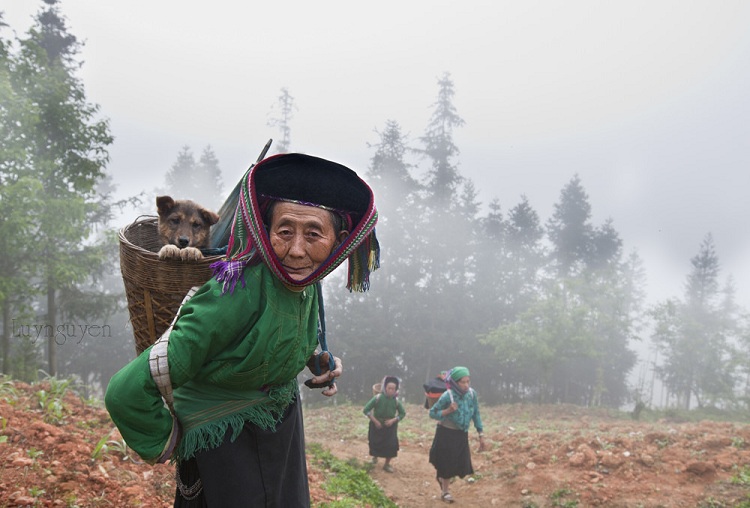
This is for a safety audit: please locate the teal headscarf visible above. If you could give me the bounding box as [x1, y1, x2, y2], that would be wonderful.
[448, 366, 471, 395]
[450, 366, 470, 381]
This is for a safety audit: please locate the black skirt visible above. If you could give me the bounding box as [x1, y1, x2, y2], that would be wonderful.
[428, 424, 473, 480]
[174, 394, 309, 508]
[367, 420, 399, 458]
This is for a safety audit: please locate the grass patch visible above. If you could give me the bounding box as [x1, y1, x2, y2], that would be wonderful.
[550, 487, 579, 507]
[307, 442, 396, 507]
[731, 465, 750, 486]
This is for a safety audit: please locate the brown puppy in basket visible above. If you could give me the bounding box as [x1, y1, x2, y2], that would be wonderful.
[156, 195, 220, 261]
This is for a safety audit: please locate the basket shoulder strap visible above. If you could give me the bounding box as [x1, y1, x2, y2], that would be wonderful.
[148, 286, 199, 414]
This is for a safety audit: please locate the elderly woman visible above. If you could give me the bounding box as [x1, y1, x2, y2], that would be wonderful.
[106, 153, 379, 507]
[428, 366, 486, 504]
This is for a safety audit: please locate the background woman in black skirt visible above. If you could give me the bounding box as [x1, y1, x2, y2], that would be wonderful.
[363, 376, 406, 473]
[428, 366, 487, 503]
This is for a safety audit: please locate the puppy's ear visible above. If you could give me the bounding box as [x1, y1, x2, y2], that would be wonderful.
[201, 208, 220, 226]
[156, 196, 175, 216]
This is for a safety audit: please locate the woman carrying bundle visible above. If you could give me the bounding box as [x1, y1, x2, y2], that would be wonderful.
[428, 366, 487, 503]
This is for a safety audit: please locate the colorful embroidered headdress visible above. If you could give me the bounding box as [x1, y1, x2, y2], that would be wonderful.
[211, 153, 380, 293]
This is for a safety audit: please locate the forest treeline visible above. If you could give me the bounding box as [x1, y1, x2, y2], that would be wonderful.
[2, 2, 749, 411]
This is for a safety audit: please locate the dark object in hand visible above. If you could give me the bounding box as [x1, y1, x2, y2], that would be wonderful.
[304, 351, 336, 389]
[304, 378, 334, 389]
[306, 351, 334, 375]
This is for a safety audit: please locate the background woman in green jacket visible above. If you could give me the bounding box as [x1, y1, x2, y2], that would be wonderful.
[363, 376, 406, 473]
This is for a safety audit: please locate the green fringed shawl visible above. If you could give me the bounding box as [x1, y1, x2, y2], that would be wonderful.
[106, 264, 319, 463]
[169, 266, 318, 460]
[176, 379, 298, 460]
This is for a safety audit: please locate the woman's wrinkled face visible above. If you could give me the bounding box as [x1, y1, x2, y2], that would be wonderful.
[385, 382, 397, 397]
[269, 202, 348, 282]
[457, 376, 471, 392]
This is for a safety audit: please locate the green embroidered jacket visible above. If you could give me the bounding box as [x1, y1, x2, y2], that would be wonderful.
[363, 394, 406, 422]
[105, 263, 319, 462]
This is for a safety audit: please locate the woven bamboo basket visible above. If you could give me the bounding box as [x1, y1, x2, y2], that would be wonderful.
[118, 217, 223, 354]
[424, 391, 442, 409]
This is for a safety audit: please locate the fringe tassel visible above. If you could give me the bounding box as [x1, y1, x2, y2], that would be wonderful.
[346, 230, 380, 292]
[368, 231, 380, 272]
[210, 257, 252, 294]
[176, 382, 298, 461]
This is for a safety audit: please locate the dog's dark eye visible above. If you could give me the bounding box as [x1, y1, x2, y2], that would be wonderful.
[170, 218, 180, 225]
[192, 222, 203, 230]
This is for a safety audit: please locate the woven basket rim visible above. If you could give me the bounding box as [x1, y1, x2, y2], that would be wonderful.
[118, 215, 223, 353]
[118, 215, 224, 261]
[118, 215, 159, 257]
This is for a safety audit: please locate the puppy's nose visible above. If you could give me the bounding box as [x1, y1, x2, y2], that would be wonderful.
[178, 237, 190, 247]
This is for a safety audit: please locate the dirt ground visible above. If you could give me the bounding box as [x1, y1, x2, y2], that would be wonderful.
[304, 402, 750, 507]
[2, 380, 750, 507]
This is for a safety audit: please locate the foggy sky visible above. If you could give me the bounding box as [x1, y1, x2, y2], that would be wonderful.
[4, 0, 750, 310]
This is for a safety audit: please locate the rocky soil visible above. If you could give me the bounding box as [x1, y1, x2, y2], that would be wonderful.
[2, 380, 750, 507]
[305, 402, 750, 507]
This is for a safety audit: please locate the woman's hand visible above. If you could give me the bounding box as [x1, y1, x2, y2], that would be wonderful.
[478, 434, 489, 452]
[384, 417, 398, 427]
[307, 353, 342, 396]
[321, 381, 338, 397]
[443, 402, 458, 416]
[306, 351, 334, 375]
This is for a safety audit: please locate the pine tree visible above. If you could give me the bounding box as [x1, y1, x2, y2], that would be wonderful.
[325, 120, 422, 400]
[0, 13, 44, 374]
[420, 72, 464, 207]
[414, 72, 484, 390]
[163, 146, 197, 198]
[10, 0, 113, 375]
[197, 145, 224, 209]
[546, 174, 593, 276]
[651, 234, 740, 408]
[504, 196, 545, 318]
[161, 145, 224, 210]
[55, 175, 137, 393]
[483, 179, 640, 406]
[0, 176, 43, 375]
[267, 87, 296, 154]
